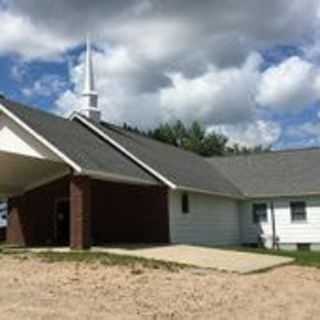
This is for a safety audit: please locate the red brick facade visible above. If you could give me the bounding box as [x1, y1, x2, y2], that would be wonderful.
[6, 175, 169, 248]
[91, 180, 169, 244]
[7, 177, 69, 246]
[70, 176, 92, 250]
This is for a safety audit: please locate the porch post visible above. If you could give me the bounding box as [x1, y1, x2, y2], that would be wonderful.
[70, 176, 92, 250]
[7, 196, 27, 246]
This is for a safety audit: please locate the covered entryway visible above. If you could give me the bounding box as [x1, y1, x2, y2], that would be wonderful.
[2, 164, 169, 248]
[0, 109, 71, 202]
[0, 151, 69, 199]
[0, 151, 70, 247]
[0, 104, 169, 250]
[0, 150, 170, 248]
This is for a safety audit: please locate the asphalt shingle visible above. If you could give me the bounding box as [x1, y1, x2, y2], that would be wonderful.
[0, 98, 158, 184]
[208, 149, 320, 198]
[79, 118, 242, 197]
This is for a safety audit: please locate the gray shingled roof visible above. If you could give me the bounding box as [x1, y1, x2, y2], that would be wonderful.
[208, 149, 320, 198]
[0, 98, 158, 185]
[77, 118, 242, 197]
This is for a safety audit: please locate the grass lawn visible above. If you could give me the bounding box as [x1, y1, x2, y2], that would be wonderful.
[36, 251, 184, 271]
[232, 247, 320, 268]
[0, 246, 184, 272]
[2, 243, 320, 271]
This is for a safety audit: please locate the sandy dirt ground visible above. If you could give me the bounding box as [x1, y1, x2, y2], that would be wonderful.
[0, 256, 319, 320]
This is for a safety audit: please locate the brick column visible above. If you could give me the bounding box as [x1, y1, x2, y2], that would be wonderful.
[7, 196, 27, 246]
[70, 176, 92, 250]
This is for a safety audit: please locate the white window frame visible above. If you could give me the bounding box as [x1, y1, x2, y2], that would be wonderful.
[290, 201, 307, 223]
[252, 203, 268, 224]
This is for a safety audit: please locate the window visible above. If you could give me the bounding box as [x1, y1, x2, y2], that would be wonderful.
[252, 203, 268, 223]
[0, 202, 7, 221]
[290, 201, 307, 222]
[297, 243, 310, 251]
[182, 193, 189, 214]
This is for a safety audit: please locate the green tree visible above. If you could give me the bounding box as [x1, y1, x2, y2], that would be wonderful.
[123, 120, 271, 157]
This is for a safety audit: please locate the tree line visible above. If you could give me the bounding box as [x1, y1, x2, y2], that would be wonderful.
[123, 120, 271, 157]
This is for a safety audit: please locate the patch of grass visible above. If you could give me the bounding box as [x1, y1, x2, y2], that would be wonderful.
[0, 242, 6, 252]
[35, 251, 184, 272]
[232, 247, 320, 268]
[0, 246, 186, 271]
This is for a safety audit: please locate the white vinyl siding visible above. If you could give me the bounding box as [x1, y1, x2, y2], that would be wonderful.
[240, 197, 320, 245]
[169, 190, 241, 246]
[240, 202, 273, 244]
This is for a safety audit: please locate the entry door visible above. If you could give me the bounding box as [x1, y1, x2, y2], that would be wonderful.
[55, 199, 70, 245]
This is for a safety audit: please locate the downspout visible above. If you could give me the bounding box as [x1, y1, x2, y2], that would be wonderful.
[270, 201, 278, 249]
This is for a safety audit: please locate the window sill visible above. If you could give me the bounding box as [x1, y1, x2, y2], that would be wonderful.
[291, 220, 307, 224]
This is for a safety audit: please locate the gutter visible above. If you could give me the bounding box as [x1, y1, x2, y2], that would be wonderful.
[177, 186, 244, 200]
[245, 191, 320, 200]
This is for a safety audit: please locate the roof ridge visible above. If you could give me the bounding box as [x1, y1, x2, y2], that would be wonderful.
[101, 118, 320, 161]
[0, 97, 72, 123]
[209, 146, 320, 160]
[99, 120, 211, 159]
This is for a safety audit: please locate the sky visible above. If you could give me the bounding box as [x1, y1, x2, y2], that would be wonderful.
[2, 1, 320, 149]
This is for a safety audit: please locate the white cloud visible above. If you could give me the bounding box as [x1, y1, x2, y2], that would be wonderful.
[55, 48, 163, 127]
[55, 50, 263, 129]
[256, 56, 320, 113]
[55, 89, 79, 115]
[210, 120, 282, 148]
[283, 121, 320, 147]
[2, 0, 319, 64]
[10, 62, 27, 82]
[22, 75, 66, 97]
[3, 0, 320, 148]
[160, 53, 262, 125]
[0, 11, 74, 60]
[55, 46, 320, 148]
[286, 121, 320, 139]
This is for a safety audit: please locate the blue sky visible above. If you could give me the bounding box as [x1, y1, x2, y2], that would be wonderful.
[1, 0, 320, 149]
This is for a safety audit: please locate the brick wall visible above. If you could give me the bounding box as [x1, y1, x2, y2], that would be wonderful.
[7, 176, 169, 247]
[91, 180, 169, 244]
[70, 176, 91, 249]
[7, 176, 69, 246]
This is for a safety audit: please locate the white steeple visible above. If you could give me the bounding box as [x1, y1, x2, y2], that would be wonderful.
[80, 35, 101, 121]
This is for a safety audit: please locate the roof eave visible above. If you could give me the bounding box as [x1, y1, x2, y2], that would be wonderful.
[175, 186, 244, 200]
[0, 102, 83, 173]
[244, 191, 320, 200]
[81, 169, 159, 186]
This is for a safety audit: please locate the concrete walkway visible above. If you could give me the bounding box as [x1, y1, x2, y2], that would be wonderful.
[15, 244, 294, 274]
[96, 245, 294, 274]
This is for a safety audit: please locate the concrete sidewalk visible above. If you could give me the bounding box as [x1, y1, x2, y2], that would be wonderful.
[96, 245, 294, 274]
[14, 244, 294, 274]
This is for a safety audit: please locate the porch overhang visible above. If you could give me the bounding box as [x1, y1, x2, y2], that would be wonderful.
[0, 151, 70, 198]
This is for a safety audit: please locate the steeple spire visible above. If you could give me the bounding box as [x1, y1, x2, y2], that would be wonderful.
[83, 35, 95, 94]
[80, 34, 101, 121]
